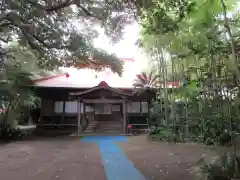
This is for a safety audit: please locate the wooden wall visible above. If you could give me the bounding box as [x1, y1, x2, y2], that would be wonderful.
[35, 86, 155, 129]
[41, 100, 54, 116]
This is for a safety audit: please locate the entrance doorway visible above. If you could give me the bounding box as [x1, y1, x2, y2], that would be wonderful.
[84, 103, 124, 134]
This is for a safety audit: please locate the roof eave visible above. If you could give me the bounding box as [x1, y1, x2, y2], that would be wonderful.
[69, 85, 133, 97]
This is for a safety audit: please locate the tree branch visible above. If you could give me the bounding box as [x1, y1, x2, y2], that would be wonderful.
[45, 0, 73, 12]
[127, 0, 138, 21]
[0, 22, 12, 28]
[75, 4, 99, 18]
[32, 33, 68, 49]
[0, 37, 8, 43]
[0, 12, 12, 23]
[28, 0, 100, 19]
[21, 29, 43, 51]
[27, 0, 72, 12]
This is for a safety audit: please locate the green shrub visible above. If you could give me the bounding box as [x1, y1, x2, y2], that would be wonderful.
[198, 117, 239, 145]
[196, 152, 240, 180]
[149, 125, 185, 142]
[0, 124, 24, 141]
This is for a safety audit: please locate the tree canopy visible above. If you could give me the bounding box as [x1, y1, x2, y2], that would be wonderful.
[0, 0, 139, 75]
[138, 0, 240, 87]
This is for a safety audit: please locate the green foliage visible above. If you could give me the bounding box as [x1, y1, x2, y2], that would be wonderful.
[150, 125, 185, 142]
[148, 98, 240, 145]
[139, 1, 240, 180]
[0, 66, 40, 129]
[148, 102, 163, 124]
[133, 70, 160, 88]
[139, 0, 240, 142]
[21, 90, 41, 109]
[0, 124, 24, 142]
[6, 44, 41, 71]
[196, 152, 240, 180]
[178, 78, 203, 99]
[132, 70, 160, 100]
[195, 116, 239, 145]
[149, 101, 185, 143]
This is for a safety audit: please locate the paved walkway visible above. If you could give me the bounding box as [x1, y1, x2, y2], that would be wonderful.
[81, 136, 145, 180]
[0, 135, 219, 180]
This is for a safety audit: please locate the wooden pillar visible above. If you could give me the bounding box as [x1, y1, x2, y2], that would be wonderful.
[93, 103, 95, 121]
[77, 100, 81, 133]
[39, 103, 43, 125]
[80, 101, 82, 131]
[83, 102, 86, 131]
[123, 101, 127, 133]
[61, 101, 66, 126]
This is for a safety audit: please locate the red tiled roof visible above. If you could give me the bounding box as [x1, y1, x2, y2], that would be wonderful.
[32, 74, 66, 83]
[32, 58, 136, 88]
[32, 69, 135, 88]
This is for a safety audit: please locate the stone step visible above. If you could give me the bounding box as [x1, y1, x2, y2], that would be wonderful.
[84, 129, 122, 133]
[84, 129, 122, 132]
[87, 123, 121, 126]
[87, 125, 122, 128]
[85, 127, 122, 130]
[82, 132, 124, 135]
[84, 120, 123, 133]
[87, 122, 121, 127]
[91, 121, 121, 124]
[85, 129, 122, 132]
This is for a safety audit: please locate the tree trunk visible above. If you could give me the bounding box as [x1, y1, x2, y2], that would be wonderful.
[220, 0, 240, 84]
[160, 49, 169, 126]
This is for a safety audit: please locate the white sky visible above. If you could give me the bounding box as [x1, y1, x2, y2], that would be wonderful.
[63, 23, 150, 87]
[94, 23, 149, 74]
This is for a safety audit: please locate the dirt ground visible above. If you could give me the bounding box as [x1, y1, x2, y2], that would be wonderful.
[118, 135, 221, 180]
[0, 135, 223, 180]
[0, 137, 106, 180]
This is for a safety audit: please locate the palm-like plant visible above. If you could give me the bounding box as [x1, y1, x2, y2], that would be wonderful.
[133, 71, 160, 88]
[0, 66, 40, 129]
[132, 71, 159, 107]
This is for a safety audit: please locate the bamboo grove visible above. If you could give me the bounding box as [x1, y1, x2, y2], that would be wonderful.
[138, 0, 240, 145]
